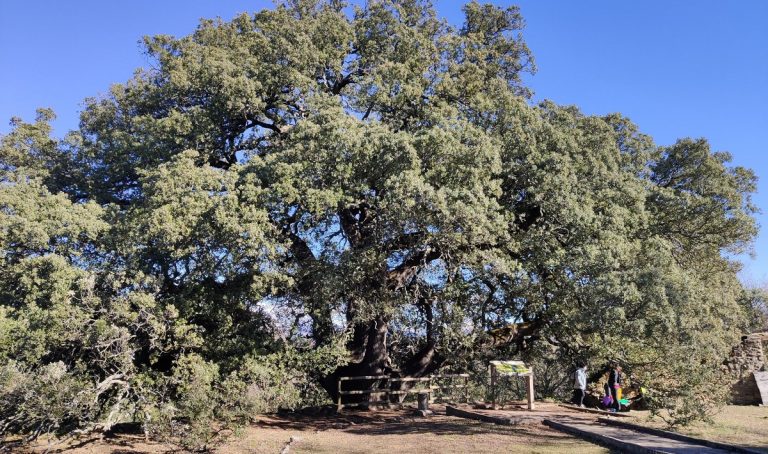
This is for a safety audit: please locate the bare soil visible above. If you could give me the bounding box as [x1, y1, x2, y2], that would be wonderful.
[18, 403, 610, 454]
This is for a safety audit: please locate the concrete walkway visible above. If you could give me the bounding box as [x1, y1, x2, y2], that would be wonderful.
[444, 404, 760, 453]
[544, 417, 738, 454]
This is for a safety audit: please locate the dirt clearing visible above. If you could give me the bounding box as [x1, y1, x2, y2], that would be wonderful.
[21, 404, 610, 453]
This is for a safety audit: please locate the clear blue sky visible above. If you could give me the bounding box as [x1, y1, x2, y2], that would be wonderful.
[2, 1, 766, 283]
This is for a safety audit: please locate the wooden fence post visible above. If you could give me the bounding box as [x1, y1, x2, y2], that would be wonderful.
[337, 378, 343, 412]
[489, 364, 496, 408]
[526, 368, 535, 410]
[464, 374, 469, 404]
[384, 376, 390, 406]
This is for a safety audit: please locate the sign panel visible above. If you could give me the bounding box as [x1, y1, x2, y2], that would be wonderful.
[490, 360, 531, 376]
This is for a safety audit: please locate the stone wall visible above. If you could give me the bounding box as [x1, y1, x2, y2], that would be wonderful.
[724, 332, 767, 405]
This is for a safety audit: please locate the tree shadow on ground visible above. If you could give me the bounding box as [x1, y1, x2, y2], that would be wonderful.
[258, 413, 402, 432]
[341, 419, 547, 437]
[259, 407, 563, 439]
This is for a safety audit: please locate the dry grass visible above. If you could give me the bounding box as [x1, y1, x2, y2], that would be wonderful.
[628, 405, 768, 453]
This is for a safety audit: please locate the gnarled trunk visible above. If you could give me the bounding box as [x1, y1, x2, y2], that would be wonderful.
[322, 315, 393, 401]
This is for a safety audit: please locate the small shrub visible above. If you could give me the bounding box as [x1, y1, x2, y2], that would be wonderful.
[0, 361, 96, 440]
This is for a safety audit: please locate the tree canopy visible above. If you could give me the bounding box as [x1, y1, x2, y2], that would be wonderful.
[0, 0, 758, 447]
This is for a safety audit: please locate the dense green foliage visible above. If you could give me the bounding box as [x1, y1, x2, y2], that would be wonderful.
[0, 0, 759, 447]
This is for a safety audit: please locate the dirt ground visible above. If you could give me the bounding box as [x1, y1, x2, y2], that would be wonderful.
[19, 403, 611, 454]
[13, 402, 768, 453]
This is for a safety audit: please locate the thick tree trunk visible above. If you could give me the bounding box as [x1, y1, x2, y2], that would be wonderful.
[361, 316, 389, 372]
[401, 298, 444, 377]
[402, 342, 444, 377]
[321, 316, 393, 400]
[322, 317, 447, 403]
[319, 216, 447, 402]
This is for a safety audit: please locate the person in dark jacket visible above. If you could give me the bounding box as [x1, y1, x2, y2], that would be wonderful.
[607, 364, 623, 412]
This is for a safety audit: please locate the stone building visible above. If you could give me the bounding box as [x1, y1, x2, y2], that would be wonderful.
[724, 332, 767, 405]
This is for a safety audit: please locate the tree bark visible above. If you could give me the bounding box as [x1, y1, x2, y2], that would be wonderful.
[322, 315, 393, 400]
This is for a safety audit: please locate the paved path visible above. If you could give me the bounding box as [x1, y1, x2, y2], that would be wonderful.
[545, 417, 737, 454]
[444, 404, 758, 453]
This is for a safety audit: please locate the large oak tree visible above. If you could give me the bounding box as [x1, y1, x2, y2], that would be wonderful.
[0, 0, 758, 442]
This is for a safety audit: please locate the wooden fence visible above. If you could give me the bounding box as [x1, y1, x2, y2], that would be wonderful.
[336, 373, 470, 411]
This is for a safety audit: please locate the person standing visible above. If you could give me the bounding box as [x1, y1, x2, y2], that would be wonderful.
[607, 364, 623, 412]
[572, 363, 588, 407]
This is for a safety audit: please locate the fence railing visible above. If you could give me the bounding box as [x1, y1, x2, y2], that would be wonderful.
[336, 373, 470, 411]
